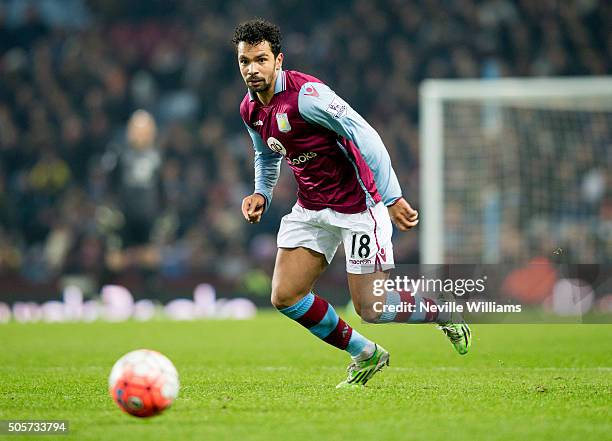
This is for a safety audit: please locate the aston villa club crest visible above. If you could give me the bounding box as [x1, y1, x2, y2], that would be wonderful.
[276, 113, 292, 132]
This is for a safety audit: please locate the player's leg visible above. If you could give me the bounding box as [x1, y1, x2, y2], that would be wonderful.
[272, 247, 378, 364]
[347, 270, 471, 354]
[273, 204, 379, 371]
[341, 201, 472, 355]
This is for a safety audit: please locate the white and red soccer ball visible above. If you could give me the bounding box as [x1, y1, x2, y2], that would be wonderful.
[108, 349, 179, 417]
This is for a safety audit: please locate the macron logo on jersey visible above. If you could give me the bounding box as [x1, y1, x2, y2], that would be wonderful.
[254, 120, 263, 126]
[303, 85, 319, 97]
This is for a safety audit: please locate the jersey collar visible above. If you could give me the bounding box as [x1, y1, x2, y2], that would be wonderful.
[248, 69, 286, 101]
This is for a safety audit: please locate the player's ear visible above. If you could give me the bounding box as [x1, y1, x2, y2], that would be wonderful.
[275, 52, 284, 70]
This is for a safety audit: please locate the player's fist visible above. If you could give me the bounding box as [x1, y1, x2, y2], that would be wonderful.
[241, 193, 266, 224]
[387, 197, 419, 231]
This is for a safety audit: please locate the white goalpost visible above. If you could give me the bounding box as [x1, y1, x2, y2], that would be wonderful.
[419, 77, 612, 264]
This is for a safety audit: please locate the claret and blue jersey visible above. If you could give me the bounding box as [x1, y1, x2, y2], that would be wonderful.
[240, 69, 402, 214]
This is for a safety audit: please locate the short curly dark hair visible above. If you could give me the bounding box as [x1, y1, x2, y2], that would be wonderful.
[232, 19, 282, 58]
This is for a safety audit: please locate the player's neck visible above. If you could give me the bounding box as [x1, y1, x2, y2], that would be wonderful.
[256, 71, 279, 105]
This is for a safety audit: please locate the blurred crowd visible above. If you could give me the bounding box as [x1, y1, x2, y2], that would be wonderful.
[0, 0, 610, 295]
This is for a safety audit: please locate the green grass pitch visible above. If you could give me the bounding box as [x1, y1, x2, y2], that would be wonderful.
[1, 311, 610, 441]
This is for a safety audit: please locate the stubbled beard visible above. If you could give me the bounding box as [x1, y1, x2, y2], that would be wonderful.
[247, 79, 270, 93]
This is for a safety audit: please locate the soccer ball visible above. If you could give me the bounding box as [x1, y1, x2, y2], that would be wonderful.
[108, 349, 179, 417]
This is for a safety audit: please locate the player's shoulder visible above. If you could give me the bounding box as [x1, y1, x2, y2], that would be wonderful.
[239, 93, 254, 121]
[284, 70, 325, 93]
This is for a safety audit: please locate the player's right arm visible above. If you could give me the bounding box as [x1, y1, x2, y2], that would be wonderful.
[242, 123, 282, 223]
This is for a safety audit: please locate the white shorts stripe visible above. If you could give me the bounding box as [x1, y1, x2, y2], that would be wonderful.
[367, 207, 382, 272]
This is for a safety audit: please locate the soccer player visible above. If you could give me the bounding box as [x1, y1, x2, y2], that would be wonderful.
[233, 19, 471, 388]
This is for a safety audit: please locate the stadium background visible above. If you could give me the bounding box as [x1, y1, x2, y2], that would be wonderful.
[0, 0, 610, 306]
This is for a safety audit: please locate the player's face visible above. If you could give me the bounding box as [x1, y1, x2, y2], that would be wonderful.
[237, 41, 283, 94]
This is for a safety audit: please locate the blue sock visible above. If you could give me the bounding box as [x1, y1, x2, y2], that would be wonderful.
[279, 292, 375, 358]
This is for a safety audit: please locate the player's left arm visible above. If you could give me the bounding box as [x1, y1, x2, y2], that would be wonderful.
[297, 82, 418, 231]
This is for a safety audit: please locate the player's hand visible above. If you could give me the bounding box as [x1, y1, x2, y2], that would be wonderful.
[241, 193, 266, 224]
[387, 197, 419, 231]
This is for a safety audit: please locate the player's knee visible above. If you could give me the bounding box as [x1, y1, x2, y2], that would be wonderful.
[270, 282, 309, 310]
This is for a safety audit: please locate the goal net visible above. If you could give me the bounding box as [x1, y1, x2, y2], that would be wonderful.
[419, 77, 612, 264]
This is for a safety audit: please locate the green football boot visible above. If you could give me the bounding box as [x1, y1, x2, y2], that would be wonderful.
[336, 344, 390, 389]
[438, 320, 472, 355]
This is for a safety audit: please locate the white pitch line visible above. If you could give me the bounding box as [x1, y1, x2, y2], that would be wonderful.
[258, 366, 612, 372]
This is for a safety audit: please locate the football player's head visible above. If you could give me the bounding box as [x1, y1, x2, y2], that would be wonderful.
[233, 19, 283, 94]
